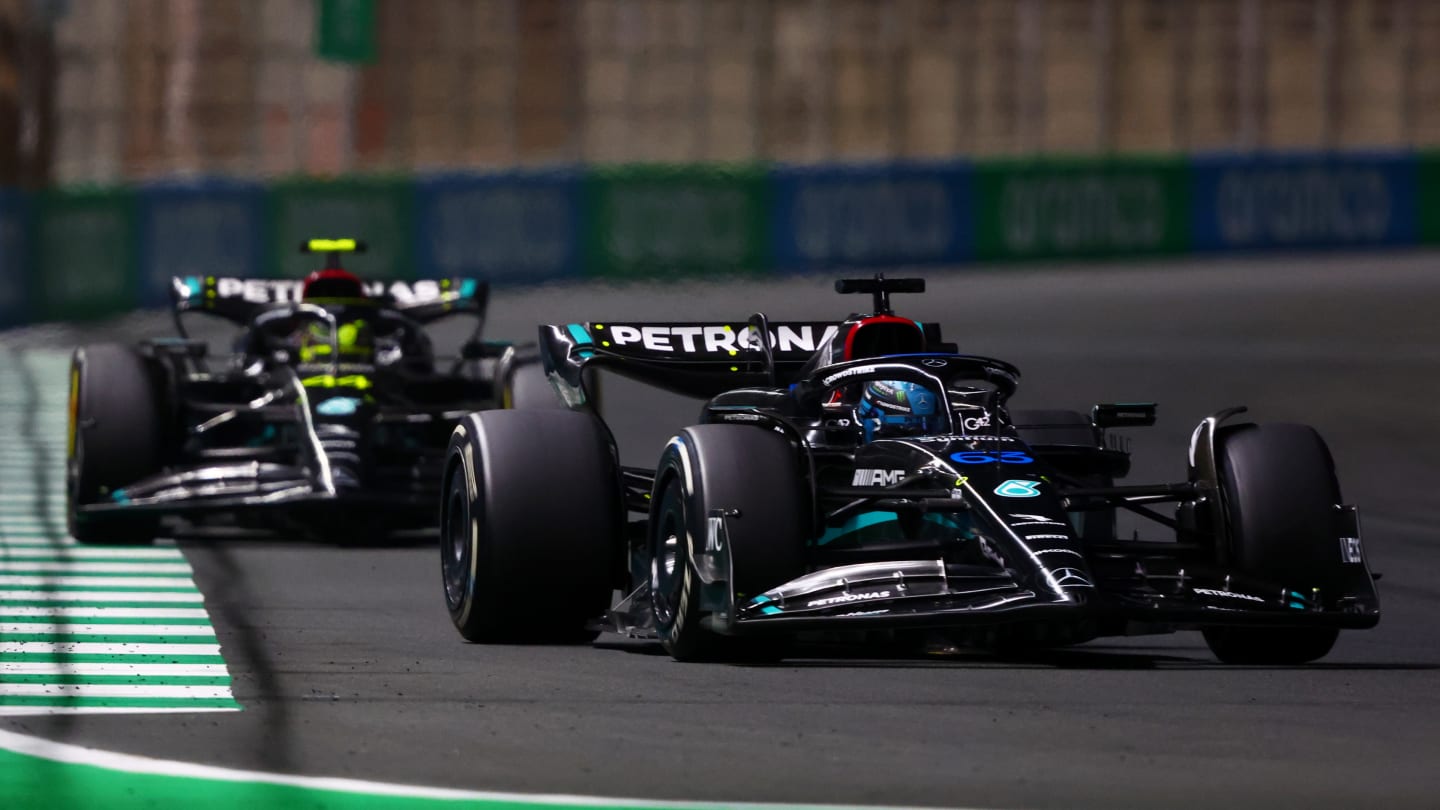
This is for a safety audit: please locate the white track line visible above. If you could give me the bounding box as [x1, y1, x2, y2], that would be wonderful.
[0, 561, 192, 574]
[0, 727, 979, 809]
[0, 684, 233, 698]
[0, 576, 198, 587]
[0, 662, 229, 676]
[0, 590, 203, 603]
[0, 606, 210, 620]
[0, 623, 216, 636]
[0, 642, 223, 656]
[0, 547, 183, 559]
[0, 706, 239, 716]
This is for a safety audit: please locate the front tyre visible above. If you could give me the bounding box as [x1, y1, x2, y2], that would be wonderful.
[650, 425, 806, 662]
[441, 409, 619, 643]
[67, 345, 163, 545]
[1202, 423, 1344, 665]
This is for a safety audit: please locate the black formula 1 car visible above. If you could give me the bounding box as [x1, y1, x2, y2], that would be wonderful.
[67, 239, 549, 545]
[440, 276, 1381, 664]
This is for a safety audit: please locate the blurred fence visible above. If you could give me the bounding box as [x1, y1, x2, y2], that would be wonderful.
[2, 0, 1440, 328]
[0, 149, 1435, 326]
[3, 0, 1440, 184]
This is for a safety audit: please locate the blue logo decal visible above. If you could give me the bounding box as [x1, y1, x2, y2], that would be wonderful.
[316, 397, 361, 417]
[951, 451, 1033, 465]
[994, 479, 1041, 498]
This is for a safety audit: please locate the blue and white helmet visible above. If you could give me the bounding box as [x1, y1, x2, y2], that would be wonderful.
[857, 380, 938, 441]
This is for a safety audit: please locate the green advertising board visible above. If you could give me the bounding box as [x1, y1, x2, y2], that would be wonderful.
[584, 163, 768, 279]
[315, 0, 376, 63]
[34, 187, 138, 321]
[267, 176, 413, 279]
[1417, 150, 1440, 245]
[975, 156, 1189, 261]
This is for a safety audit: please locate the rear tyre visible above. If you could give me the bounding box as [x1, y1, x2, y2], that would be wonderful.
[1202, 423, 1344, 665]
[67, 345, 163, 545]
[650, 425, 806, 662]
[440, 409, 618, 643]
[504, 358, 563, 410]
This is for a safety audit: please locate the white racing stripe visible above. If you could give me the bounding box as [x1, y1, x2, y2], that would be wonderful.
[0, 606, 210, 619]
[0, 706, 239, 716]
[0, 623, 216, 636]
[0, 642, 223, 656]
[0, 727, 982, 809]
[0, 576, 198, 587]
[0, 547, 183, 559]
[0, 561, 192, 574]
[0, 662, 229, 676]
[0, 684, 233, 698]
[0, 590, 203, 603]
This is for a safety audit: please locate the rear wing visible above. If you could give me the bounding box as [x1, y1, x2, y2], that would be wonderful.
[540, 319, 948, 402]
[170, 276, 489, 327]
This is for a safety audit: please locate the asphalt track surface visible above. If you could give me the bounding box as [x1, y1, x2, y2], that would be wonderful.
[4, 251, 1440, 809]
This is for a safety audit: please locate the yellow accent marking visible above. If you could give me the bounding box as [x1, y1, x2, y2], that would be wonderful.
[729, 366, 738, 372]
[728, 349, 737, 356]
[594, 324, 605, 330]
[301, 374, 374, 390]
[205, 290, 216, 298]
[67, 367, 79, 458]
[601, 341, 610, 347]
[722, 325, 732, 332]
[307, 238, 358, 252]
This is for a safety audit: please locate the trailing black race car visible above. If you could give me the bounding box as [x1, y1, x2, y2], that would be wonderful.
[68, 239, 551, 545]
[440, 276, 1381, 664]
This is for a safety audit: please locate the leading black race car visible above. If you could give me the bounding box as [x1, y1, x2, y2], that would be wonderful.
[67, 239, 551, 545]
[440, 276, 1381, 664]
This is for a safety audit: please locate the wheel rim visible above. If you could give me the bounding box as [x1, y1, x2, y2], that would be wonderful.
[650, 483, 686, 629]
[441, 467, 473, 612]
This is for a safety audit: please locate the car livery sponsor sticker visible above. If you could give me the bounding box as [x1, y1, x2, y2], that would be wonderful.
[807, 590, 892, 608]
[1010, 513, 1065, 526]
[852, 469, 906, 486]
[1341, 536, 1364, 563]
[600, 323, 840, 355]
[1194, 588, 1264, 603]
[1034, 548, 1084, 557]
[1051, 568, 1093, 588]
[995, 479, 1041, 498]
[950, 451, 1033, 465]
[959, 411, 991, 431]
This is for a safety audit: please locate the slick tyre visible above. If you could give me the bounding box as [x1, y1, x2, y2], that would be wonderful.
[504, 358, 563, 410]
[67, 345, 163, 545]
[650, 425, 806, 663]
[1202, 423, 1343, 665]
[441, 409, 618, 643]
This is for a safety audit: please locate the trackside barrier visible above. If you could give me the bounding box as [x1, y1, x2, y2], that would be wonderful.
[1417, 151, 1440, 246]
[583, 163, 768, 279]
[136, 179, 267, 307]
[974, 155, 1190, 261]
[267, 176, 414, 280]
[0, 149, 1432, 327]
[414, 169, 582, 284]
[769, 162, 974, 272]
[0, 190, 28, 328]
[1191, 152, 1417, 251]
[34, 186, 138, 322]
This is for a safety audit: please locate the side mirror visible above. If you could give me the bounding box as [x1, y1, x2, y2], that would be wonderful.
[1092, 402, 1157, 429]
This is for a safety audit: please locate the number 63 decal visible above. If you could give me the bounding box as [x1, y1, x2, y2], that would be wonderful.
[950, 451, 1034, 465]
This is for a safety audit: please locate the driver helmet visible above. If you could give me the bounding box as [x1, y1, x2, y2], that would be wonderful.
[298, 269, 376, 364]
[857, 380, 938, 441]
